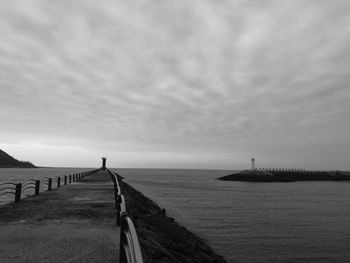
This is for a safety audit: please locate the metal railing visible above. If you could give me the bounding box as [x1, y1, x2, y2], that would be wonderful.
[256, 168, 326, 173]
[0, 182, 19, 202]
[120, 215, 144, 263]
[107, 169, 144, 263]
[0, 170, 94, 204]
[1, 167, 144, 262]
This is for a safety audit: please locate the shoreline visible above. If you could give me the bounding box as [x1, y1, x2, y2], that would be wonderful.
[118, 176, 227, 263]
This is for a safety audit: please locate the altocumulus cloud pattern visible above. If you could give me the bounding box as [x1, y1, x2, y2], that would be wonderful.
[0, 0, 350, 169]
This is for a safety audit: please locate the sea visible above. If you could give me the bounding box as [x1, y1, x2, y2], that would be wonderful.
[1, 168, 350, 263]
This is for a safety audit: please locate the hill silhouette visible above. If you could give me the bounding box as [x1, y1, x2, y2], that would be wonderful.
[0, 149, 36, 168]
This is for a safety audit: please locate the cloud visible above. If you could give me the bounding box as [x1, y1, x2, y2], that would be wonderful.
[0, 0, 350, 169]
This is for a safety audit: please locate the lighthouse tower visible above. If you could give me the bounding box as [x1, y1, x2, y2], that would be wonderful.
[101, 157, 107, 170]
[251, 158, 255, 170]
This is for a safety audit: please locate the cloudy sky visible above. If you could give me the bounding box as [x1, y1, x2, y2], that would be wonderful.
[1, 0, 350, 169]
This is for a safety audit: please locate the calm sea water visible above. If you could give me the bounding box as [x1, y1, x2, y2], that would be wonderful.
[1, 168, 350, 262]
[117, 168, 350, 263]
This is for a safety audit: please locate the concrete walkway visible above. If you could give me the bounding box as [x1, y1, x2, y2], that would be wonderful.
[0, 170, 119, 263]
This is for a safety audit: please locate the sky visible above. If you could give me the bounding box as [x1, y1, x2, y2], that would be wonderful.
[1, 0, 350, 170]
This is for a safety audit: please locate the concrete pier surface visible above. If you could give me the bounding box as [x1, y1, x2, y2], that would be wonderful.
[0, 170, 119, 263]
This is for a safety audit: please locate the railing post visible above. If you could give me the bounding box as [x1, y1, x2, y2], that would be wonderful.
[73, 174, 76, 182]
[15, 183, 22, 202]
[69, 175, 72, 183]
[119, 214, 128, 263]
[35, 180, 40, 196]
[57, 177, 61, 188]
[116, 196, 121, 226]
[64, 175, 67, 185]
[48, 178, 52, 191]
[114, 187, 118, 209]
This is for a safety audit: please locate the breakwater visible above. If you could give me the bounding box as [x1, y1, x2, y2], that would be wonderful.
[218, 169, 350, 182]
[117, 175, 227, 263]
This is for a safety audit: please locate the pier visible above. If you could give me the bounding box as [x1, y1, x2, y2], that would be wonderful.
[0, 161, 143, 263]
[219, 167, 350, 182]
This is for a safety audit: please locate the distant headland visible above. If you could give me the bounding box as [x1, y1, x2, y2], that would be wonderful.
[218, 169, 350, 182]
[0, 149, 36, 168]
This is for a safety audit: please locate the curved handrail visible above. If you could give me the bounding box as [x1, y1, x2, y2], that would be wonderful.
[40, 177, 51, 181]
[22, 184, 36, 190]
[107, 169, 119, 187]
[120, 195, 126, 214]
[0, 186, 16, 192]
[0, 182, 17, 187]
[22, 184, 36, 189]
[120, 214, 144, 263]
[122, 244, 132, 263]
[0, 169, 93, 205]
[107, 168, 144, 263]
[22, 179, 37, 183]
[22, 186, 36, 191]
[41, 177, 52, 185]
[0, 191, 16, 196]
[22, 181, 36, 187]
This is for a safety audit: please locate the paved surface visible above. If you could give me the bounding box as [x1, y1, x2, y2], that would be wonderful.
[0, 170, 120, 263]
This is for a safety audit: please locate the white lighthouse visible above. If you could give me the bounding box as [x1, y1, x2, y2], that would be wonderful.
[251, 158, 255, 170]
